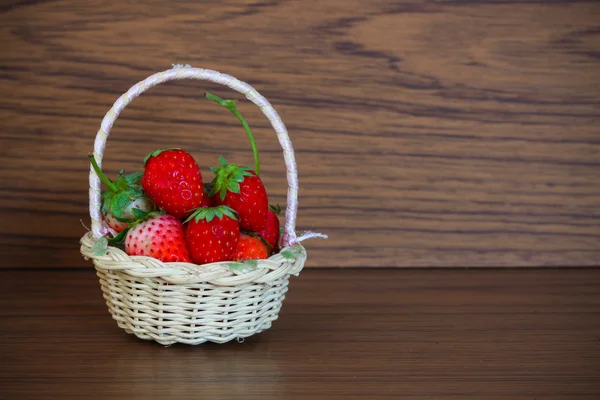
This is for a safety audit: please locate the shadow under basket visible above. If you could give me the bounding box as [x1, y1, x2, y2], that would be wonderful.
[80, 65, 324, 345]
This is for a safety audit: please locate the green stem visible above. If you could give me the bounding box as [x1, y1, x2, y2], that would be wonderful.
[205, 92, 260, 175]
[88, 153, 118, 192]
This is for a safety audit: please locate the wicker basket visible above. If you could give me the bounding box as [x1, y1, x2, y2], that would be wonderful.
[79, 65, 322, 345]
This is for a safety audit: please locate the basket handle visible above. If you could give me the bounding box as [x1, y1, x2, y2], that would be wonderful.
[89, 65, 298, 247]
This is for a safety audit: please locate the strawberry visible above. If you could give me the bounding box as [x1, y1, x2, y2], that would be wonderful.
[89, 154, 154, 233]
[209, 157, 268, 231]
[142, 149, 204, 219]
[232, 234, 268, 261]
[254, 205, 281, 254]
[204, 93, 268, 231]
[125, 214, 191, 263]
[103, 197, 154, 232]
[185, 206, 240, 264]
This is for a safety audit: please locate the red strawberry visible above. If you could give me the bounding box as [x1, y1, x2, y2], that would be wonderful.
[142, 149, 204, 219]
[209, 157, 268, 231]
[185, 206, 240, 264]
[232, 234, 268, 261]
[89, 154, 155, 233]
[254, 205, 281, 254]
[125, 214, 191, 263]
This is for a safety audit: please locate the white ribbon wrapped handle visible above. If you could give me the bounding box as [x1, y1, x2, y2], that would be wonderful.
[89, 65, 301, 247]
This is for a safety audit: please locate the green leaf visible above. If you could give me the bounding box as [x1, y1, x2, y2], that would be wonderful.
[209, 159, 254, 201]
[91, 237, 108, 256]
[124, 172, 143, 185]
[227, 181, 240, 193]
[131, 208, 150, 220]
[269, 204, 281, 215]
[228, 262, 256, 274]
[281, 250, 294, 260]
[232, 170, 245, 182]
[291, 244, 306, 256]
[111, 192, 131, 217]
[101, 196, 110, 215]
[221, 206, 237, 220]
[219, 156, 227, 167]
[208, 180, 219, 197]
[183, 211, 197, 224]
[206, 208, 216, 222]
[228, 260, 258, 273]
[129, 186, 144, 198]
[108, 228, 129, 244]
[185, 206, 237, 223]
[112, 173, 126, 191]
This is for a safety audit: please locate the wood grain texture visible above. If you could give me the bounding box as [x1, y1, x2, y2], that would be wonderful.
[1, 268, 599, 399]
[1, 0, 599, 268]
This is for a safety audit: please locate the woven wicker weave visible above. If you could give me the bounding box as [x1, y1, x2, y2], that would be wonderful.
[79, 65, 321, 345]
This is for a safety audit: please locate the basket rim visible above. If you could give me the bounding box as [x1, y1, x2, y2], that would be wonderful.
[80, 231, 306, 286]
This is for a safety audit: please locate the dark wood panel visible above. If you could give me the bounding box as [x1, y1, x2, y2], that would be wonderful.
[1, 268, 599, 399]
[1, 0, 599, 267]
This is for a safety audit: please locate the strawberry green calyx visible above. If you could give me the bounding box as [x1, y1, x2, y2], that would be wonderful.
[209, 157, 254, 201]
[107, 227, 129, 244]
[269, 204, 281, 215]
[88, 153, 151, 220]
[204, 92, 260, 175]
[184, 205, 238, 224]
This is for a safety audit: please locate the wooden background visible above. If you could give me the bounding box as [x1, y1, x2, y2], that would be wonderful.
[1, 0, 599, 268]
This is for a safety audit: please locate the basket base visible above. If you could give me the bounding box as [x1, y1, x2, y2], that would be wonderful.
[96, 268, 290, 346]
[118, 320, 274, 345]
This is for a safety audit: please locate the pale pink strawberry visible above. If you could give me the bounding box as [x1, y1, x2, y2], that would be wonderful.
[104, 213, 127, 233]
[125, 214, 191, 263]
[104, 197, 154, 232]
[89, 154, 155, 233]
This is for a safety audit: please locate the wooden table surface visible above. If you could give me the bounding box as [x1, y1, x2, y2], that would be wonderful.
[2, 268, 599, 399]
[2, 1, 600, 269]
